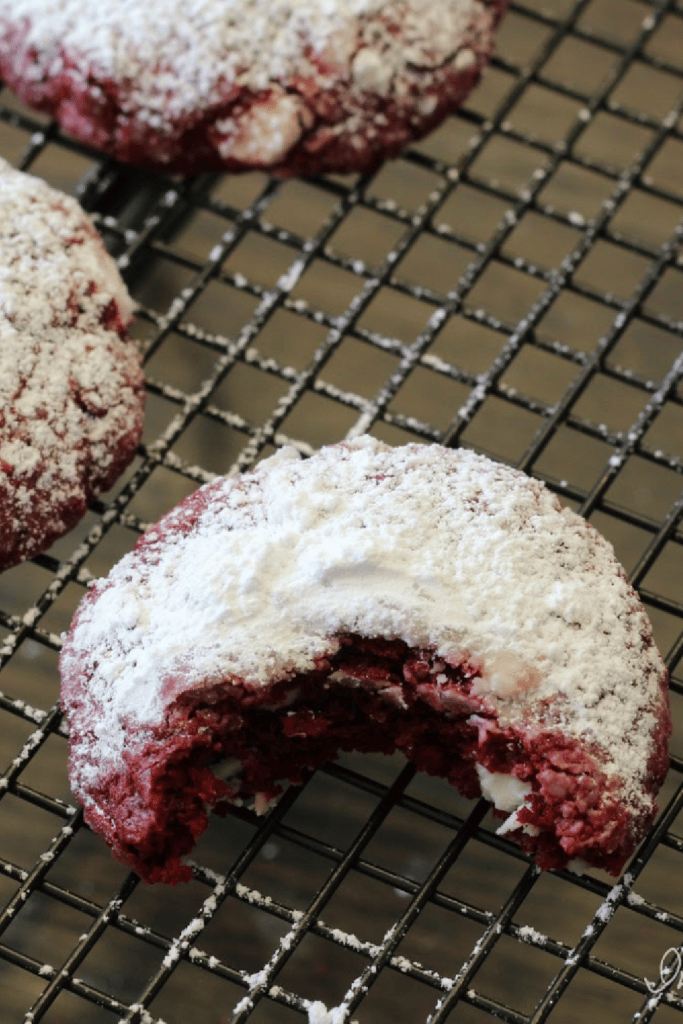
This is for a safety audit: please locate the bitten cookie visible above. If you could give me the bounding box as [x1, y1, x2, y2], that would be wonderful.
[0, 0, 506, 176]
[0, 158, 145, 571]
[60, 437, 670, 883]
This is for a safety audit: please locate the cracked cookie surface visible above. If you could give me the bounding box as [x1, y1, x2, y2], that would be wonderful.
[0, 158, 145, 571]
[0, 0, 506, 175]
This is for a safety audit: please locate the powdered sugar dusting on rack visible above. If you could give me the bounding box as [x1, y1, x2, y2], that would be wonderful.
[0, 157, 144, 570]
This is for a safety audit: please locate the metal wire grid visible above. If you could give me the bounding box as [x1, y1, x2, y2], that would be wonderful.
[0, 0, 683, 1021]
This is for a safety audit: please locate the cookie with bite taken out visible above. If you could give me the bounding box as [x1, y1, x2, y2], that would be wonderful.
[60, 437, 670, 883]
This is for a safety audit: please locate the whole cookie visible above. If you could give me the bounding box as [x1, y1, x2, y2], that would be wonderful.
[0, 0, 506, 176]
[0, 158, 145, 571]
[60, 437, 670, 883]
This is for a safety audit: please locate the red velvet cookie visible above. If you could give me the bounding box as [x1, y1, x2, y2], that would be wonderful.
[0, 0, 506, 176]
[60, 438, 670, 883]
[0, 158, 145, 572]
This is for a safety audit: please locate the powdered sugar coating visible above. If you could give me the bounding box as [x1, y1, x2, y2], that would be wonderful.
[0, 0, 505, 174]
[0, 158, 144, 570]
[61, 438, 668, 814]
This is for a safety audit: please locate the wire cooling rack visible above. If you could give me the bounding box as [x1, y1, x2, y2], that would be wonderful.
[1, 1, 683, 1022]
